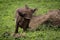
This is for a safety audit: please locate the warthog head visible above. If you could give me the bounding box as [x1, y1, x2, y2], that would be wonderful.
[17, 5, 37, 20]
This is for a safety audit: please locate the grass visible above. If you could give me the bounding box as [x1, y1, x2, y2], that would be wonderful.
[0, 0, 60, 40]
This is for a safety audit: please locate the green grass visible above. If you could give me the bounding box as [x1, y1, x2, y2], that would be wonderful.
[0, 0, 60, 40]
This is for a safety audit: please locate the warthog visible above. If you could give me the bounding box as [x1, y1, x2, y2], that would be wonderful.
[29, 14, 50, 30]
[15, 5, 37, 34]
[29, 9, 60, 30]
[46, 9, 60, 26]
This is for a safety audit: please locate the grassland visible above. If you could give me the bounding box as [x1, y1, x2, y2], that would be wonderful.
[0, 0, 60, 40]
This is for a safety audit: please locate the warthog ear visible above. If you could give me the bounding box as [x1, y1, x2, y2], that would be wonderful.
[32, 8, 37, 13]
[25, 5, 29, 9]
[33, 8, 37, 12]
